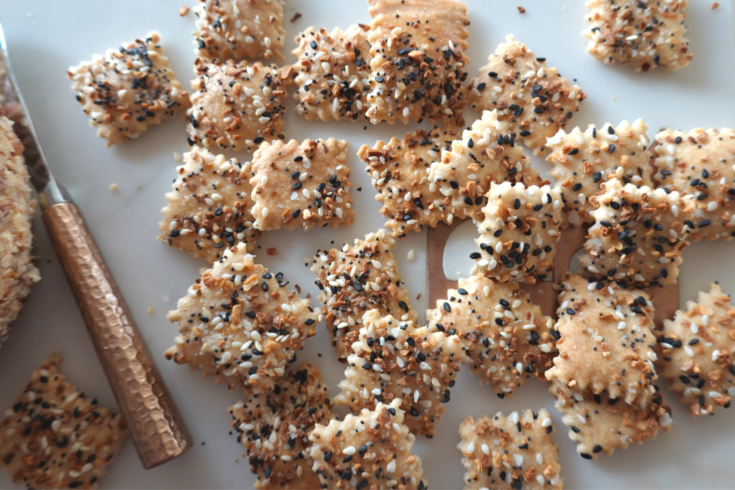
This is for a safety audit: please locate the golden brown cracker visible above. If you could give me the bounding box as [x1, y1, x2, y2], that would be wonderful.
[467, 35, 585, 156]
[250, 138, 354, 231]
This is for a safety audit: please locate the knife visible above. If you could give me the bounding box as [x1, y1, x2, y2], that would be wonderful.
[0, 23, 192, 468]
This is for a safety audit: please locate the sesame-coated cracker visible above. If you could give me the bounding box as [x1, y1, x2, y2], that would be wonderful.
[335, 310, 462, 437]
[549, 379, 671, 461]
[583, 0, 693, 72]
[426, 275, 556, 398]
[467, 35, 586, 156]
[0, 114, 39, 349]
[229, 363, 333, 490]
[458, 409, 562, 490]
[186, 59, 289, 151]
[68, 32, 189, 147]
[546, 274, 659, 409]
[654, 128, 735, 241]
[194, 0, 286, 62]
[357, 126, 458, 237]
[311, 229, 418, 360]
[429, 110, 542, 220]
[546, 120, 654, 226]
[0, 355, 127, 490]
[159, 146, 259, 262]
[581, 178, 695, 286]
[165, 245, 317, 392]
[308, 399, 427, 490]
[250, 138, 354, 231]
[472, 182, 563, 283]
[656, 284, 735, 416]
[365, 0, 470, 125]
[292, 25, 372, 122]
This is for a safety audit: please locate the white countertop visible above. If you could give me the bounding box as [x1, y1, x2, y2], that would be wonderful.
[1, 0, 735, 488]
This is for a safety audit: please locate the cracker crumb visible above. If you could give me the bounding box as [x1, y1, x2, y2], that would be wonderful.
[109, 183, 118, 191]
[266, 248, 277, 256]
[173, 151, 182, 162]
[179, 5, 189, 16]
[290, 12, 302, 22]
[147, 306, 154, 314]
[711, 2, 719, 9]
[518, 5, 526, 13]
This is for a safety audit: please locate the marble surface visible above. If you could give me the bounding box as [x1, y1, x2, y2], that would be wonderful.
[1, 0, 734, 488]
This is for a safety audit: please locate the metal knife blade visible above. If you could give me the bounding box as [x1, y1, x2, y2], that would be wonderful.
[0, 22, 67, 207]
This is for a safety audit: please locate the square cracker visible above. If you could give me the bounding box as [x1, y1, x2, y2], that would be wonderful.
[428, 110, 542, 220]
[194, 0, 286, 62]
[581, 178, 695, 286]
[308, 400, 427, 490]
[165, 245, 317, 393]
[68, 32, 189, 147]
[546, 274, 659, 409]
[310, 229, 418, 360]
[365, 0, 470, 125]
[467, 36, 586, 156]
[458, 409, 562, 490]
[335, 310, 463, 437]
[0, 355, 127, 490]
[546, 119, 654, 226]
[357, 126, 458, 237]
[427, 274, 556, 398]
[473, 182, 563, 284]
[584, 0, 693, 72]
[187, 59, 290, 152]
[656, 284, 735, 417]
[550, 379, 671, 460]
[159, 146, 259, 262]
[250, 139, 355, 231]
[292, 25, 372, 122]
[654, 127, 735, 241]
[229, 363, 333, 489]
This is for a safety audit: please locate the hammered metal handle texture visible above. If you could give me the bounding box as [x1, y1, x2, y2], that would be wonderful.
[43, 202, 192, 469]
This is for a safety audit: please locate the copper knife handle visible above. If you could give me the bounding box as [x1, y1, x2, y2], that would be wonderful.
[42, 202, 192, 469]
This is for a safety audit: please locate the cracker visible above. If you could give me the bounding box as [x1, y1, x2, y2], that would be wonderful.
[229, 362, 333, 490]
[292, 25, 372, 122]
[0, 114, 39, 349]
[357, 126, 458, 237]
[308, 399, 427, 490]
[335, 310, 462, 437]
[365, 0, 470, 125]
[472, 182, 563, 283]
[250, 138, 355, 231]
[654, 128, 735, 241]
[581, 178, 695, 286]
[165, 245, 317, 392]
[0, 355, 127, 490]
[583, 0, 693, 72]
[428, 110, 542, 220]
[656, 284, 735, 416]
[546, 274, 659, 408]
[310, 229, 419, 360]
[426, 275, 556, 398]
[68, 32, 189, 147]
[186, 59, 289, 152]
[549, 379, 671, 460]
[194, 0, 286, 62]
[546, 120, 655, 226]
[458, 409, 562, 490]
[159, 146, 259, 262]
[467, 35, 586, 156]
